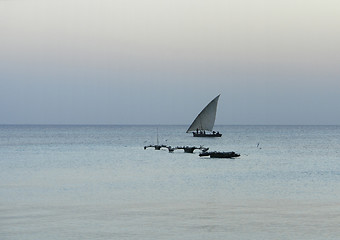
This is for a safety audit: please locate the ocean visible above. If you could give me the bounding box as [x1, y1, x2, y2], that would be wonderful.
[1, 125, 340, 240]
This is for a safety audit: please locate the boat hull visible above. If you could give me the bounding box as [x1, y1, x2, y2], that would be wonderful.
[199, 151, 240, 158]
[193, 132, 222, 137]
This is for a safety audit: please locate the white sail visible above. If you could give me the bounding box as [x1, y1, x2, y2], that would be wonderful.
[186, 95, 220, 133]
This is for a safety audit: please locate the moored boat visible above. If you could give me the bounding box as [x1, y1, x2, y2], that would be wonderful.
[144, 144, 167, 150]
[199, 151, 240, 158]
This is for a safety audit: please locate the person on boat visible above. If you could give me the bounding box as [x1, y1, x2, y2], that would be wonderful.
[196, 128, 199, 134]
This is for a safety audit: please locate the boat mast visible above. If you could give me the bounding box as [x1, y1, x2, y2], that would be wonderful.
[156, 128, 159, 145]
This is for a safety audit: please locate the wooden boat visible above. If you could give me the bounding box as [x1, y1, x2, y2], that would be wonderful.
[186, 95, 222, 137]
[144, 144, 167, 150]
[176, 146, 209, 153]
[193, 131, 222, 137]
[165, 146, 209, 153]
[144, 128, 168, 150]
[199, 151, 240, 158]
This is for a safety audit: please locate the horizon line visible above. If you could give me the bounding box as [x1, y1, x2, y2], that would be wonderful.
[0, 123, 339, 126]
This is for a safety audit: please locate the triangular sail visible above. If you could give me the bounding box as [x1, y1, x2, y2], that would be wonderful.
[186, 95, 220, 133]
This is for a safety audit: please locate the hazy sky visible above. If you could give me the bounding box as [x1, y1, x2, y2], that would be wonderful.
[1, 0, 340, 125]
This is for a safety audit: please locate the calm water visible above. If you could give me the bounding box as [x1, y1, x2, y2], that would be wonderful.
[1, 125, 340, 240]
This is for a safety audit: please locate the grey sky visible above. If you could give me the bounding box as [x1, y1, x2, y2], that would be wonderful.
[1, 0, 340, 125]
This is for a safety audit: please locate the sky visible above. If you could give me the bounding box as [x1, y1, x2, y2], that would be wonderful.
[1, 0, 340, 125]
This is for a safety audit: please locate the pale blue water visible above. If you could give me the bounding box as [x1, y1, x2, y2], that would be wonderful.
[1, 125, 340, 239]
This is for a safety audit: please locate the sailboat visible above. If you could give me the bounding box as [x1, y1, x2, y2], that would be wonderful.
[186, 94, 222, 137]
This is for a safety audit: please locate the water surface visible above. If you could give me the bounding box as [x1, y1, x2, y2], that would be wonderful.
[1, 125, 340, 239]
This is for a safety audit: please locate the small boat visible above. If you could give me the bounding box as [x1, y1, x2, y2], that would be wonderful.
[199, 151, 240, 158]
[176, 146, 209, 153]
[144, 128, 167, 150]
[165, 145, 209, 153]
[186, 95, 222, 137]
[144, 144, 168, 150]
